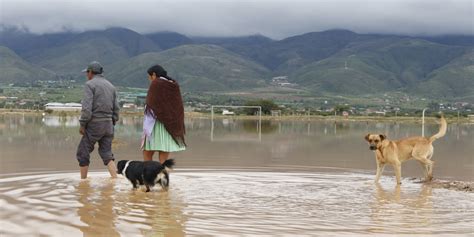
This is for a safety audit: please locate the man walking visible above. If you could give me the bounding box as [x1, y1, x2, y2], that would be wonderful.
[76, 61, 120, 179]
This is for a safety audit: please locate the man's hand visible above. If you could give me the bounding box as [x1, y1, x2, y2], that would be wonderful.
[79, 127, 86, 135]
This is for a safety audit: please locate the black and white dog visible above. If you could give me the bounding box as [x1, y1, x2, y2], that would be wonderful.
[117, 159, 175, 192]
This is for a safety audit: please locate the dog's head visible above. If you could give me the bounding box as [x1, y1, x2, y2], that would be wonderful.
[365, 134, 386, 151]
[116, 160, 128, 174]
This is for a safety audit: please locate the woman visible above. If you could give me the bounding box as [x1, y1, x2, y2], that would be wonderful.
[142, 65, 186, 164]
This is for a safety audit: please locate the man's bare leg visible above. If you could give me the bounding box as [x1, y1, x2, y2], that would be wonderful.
[107, 160, 117, 178]
[80, 166, 88, 179]
[159, 151, 170, 164]
[143, 150, 155, 161]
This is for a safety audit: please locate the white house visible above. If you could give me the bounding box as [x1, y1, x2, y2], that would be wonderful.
[222, 109, 235, 115]
[45, 102, 82, 111]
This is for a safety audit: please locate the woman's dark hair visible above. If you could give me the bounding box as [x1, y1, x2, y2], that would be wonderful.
[147, 65, 173, 80]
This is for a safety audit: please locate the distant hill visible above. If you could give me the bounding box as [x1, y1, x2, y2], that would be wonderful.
[146, 32, 193, 49]
[108, 45, 270, 91]
[413, 49, 474, 100]
[419, 35, 474, 47]
[0, 46, 56, 83]
[192, 35, 274, 64]
[200, 30, 378, 73]
[290, 37, 469, 95]
[17, 28, 160, 78]
[0, 26, 77, 57]
[0, 27, 473, 100]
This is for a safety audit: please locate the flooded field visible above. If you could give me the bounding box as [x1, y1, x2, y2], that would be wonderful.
[0, 114, 473, 236]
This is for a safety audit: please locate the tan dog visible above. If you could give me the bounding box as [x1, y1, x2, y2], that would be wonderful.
[365, 116, 447, 185]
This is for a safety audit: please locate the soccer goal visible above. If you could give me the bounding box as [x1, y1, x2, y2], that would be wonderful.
[210, 105, 262, 142]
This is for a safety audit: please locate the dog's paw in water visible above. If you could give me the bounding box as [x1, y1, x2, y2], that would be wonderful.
[117, 159, 175, 192]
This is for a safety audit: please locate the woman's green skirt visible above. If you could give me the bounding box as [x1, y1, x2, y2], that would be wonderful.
[143, 121, 186, 152]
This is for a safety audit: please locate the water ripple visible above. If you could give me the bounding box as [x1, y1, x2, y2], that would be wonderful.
[0, 170, 473, 236]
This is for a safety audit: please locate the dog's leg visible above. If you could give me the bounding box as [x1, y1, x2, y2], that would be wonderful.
[131, 180, 138, 189]
[375, 161, 385, 183]
[417, 161, 428, 181]
[413, 155, 434, 182]
[160, 172, 169, 191]
[394, 162, 402, 185]
[426, 161, 434, 182]
[161, 177, 169, 189]
[145, 185, 151, 192]
[427, 153, 434, 182]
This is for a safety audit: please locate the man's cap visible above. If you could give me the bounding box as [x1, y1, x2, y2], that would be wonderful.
[81, 61, 103, 74]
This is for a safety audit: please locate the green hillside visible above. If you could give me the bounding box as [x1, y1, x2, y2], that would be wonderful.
[413, 49, 474, 100]
[108, 45, 270, 91]
[0, 46, 56, 83]
[23, 28, 160, 77]
[1, 28, 473, 101]
[291, 38, 471, 96]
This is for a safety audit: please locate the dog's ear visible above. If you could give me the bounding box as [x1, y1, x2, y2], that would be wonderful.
[379, 134, 386, 141]
[365, 134, 370, 141]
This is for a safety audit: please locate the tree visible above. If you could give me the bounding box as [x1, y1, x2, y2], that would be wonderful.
[244, 99, 279, 115]
[428, 101, 440, 111]
[334, 104, 350, 114]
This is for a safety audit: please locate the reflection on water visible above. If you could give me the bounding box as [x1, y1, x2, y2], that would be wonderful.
[0, 172, 187, 236]
[0, 170, 472, 236]
[0, 114, 473, 180]
[76, 177, 187, 236]
[113, 184, 186, 236]
[0, 114, 473, 235]
[43, 116, 79, 127]
[77, 180, 119, 236]
[370, 183, 435, 234]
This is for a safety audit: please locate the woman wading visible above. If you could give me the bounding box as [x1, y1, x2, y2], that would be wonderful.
[142, 65, 186, 163]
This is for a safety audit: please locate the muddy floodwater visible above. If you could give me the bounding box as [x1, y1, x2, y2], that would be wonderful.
[0, 114, 473, 236]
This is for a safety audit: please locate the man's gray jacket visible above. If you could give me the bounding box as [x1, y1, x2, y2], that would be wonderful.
[79, 74, 120, 127]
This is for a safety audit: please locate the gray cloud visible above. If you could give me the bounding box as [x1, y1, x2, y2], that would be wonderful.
[1, 0, 472, 39]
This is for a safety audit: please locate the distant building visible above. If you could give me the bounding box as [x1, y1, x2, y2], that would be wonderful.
[122, 103, 137, 109]
[45, 102, 82, 111]
[271, 76, 298, 87]
[222, 109, 235, 115]
[271, 110, 282, 116]
[118, 92, 147, 106]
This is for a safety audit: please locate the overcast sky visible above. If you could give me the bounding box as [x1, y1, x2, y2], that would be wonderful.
[1, 0, 473, 39]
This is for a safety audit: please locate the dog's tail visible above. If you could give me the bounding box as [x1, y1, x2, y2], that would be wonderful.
[163, 159, 175, 172]
[429, 115, 447, 143]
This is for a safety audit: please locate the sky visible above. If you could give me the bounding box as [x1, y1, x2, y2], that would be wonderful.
[0, 0, 473, 39]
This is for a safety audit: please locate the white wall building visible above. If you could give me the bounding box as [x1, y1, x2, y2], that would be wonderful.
[45, 102, 82, 111]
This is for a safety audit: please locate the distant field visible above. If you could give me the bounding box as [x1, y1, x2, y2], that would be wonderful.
[0, 86, 83, 103]
[1, 84, 471, 118]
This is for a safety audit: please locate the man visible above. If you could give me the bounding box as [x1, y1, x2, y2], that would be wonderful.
[76, 61, 119, 179]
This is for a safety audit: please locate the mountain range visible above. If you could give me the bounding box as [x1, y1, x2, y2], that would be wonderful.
[0, 27, 473, 101]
